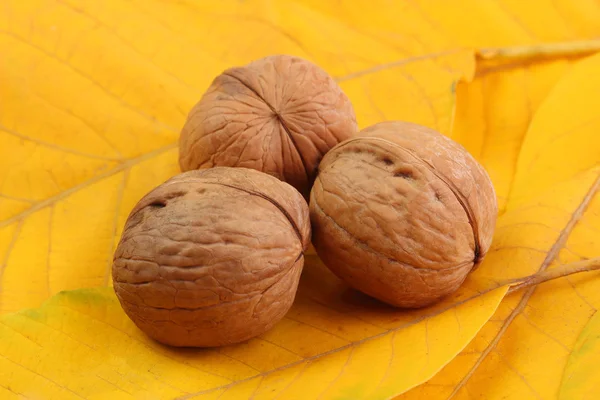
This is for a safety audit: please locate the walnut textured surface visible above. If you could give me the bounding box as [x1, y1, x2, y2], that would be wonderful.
[112, 167, 310, 347]
[179, 55, 357, 198]
[310, 121, 497, 308]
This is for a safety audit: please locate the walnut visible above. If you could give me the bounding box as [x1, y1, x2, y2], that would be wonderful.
[179, 54, 357, 198]
[309, 121, 497, 308]
[112, 167, 310, 347]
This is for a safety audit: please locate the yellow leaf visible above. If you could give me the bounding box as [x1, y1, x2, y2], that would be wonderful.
[0, 1, 484, 396]
[451, 38, 600, 212]
[400, 51, 600, 400]
[559, 312, 600, 400]
[300, 0, 600, 48]
[451, 58, 573, 212]
[2, 1, 600, 399]
[0, 268, 508, 399]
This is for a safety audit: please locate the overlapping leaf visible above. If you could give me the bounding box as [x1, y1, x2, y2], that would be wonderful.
[400, 51, 600, 400]
[451, 57, 574, 212]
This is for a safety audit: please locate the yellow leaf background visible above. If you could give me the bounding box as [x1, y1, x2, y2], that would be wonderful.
[0, 1, 599, 399]
[559, 311, 600, 399]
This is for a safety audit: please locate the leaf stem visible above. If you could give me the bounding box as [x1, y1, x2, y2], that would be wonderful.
[507, 257, 600, 294]
[478, 38, 600, 60]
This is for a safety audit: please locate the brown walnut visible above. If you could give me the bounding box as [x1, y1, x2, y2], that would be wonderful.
[112, 167, 310, 347]
[179, 54, 357, 198]
[310, 121, 497, 308]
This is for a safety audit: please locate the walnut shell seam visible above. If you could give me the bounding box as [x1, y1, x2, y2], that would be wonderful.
[125, 178, 307, 257]
[222, 71, 311, 180]
[317, 136, 484, 267]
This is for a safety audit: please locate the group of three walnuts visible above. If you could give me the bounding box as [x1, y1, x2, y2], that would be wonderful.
[112, 55, 497, 348]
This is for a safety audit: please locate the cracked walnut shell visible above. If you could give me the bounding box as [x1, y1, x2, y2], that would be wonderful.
[179, 54, 357, 198]
[112, 167, 310, 347]
[310, 121, 497, 308]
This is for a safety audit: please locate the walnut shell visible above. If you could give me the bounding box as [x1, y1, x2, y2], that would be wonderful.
[310, 121, 497, 308]
[112, 167, 310, 347]
[179, 54, 357, 198]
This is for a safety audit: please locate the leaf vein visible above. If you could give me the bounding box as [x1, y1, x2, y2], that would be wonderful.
[447, 173, 600, 398]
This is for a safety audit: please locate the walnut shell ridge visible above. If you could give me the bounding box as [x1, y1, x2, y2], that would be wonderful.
[179, 54, 358, 198]
[112, 167, 310, 347]
[310, 121, 497, 308]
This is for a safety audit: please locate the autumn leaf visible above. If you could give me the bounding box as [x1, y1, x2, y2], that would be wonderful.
[0, 1, 483, 396]
[451, 57, 574, 212]
[399, 50, 600, 400]
[1, 1, 600, 399]
[0, 261, 511, 399]
[452, 39, 600, 212]
[559, 311, 600, 400]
